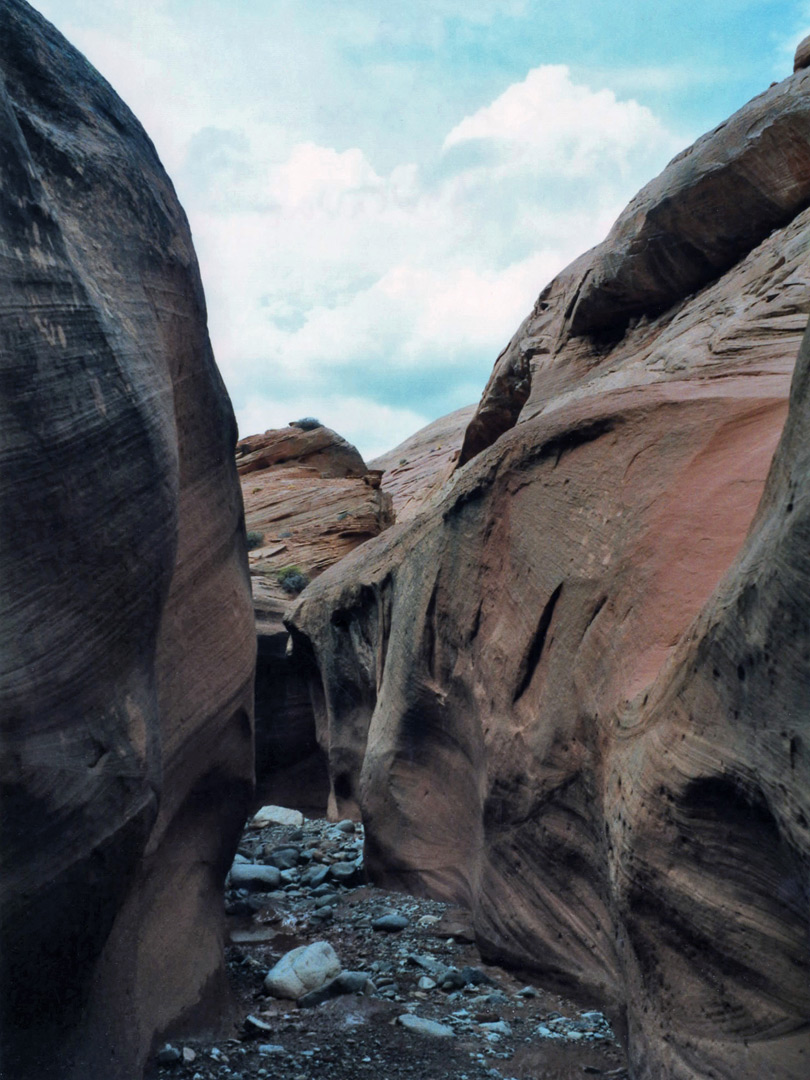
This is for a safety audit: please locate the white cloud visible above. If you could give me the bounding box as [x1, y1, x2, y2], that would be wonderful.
[32, 2, 686, 460]
[776, 5, 810, 73]
[192, 65, 682, 461]
[444, 64, 676, 180]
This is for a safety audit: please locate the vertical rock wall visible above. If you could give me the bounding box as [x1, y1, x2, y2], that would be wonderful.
[0, 4, 255, 1077]
[289, 60, 810, 1080]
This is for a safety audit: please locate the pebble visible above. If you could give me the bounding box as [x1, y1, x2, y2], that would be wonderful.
[372, 913, 409, 933]
[245, 1014, 274, 1032]
[330, 861, 362, 885]
[480, 1021, 512, 1037]
[265, 846, 300, 869]
[397, 1014, 455, 1038]
[301, 865, 330, 888]
[156, 1043, 181, 1065]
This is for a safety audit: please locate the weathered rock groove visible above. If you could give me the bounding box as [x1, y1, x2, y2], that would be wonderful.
[0, 4, 255, 1077]
[289, 57, 810, 1080]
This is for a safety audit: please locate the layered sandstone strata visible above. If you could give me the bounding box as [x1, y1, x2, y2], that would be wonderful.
[289, 56, 810, 1080]
[371, 404, 476, 524]
[0, 4, 255, 1077]
[240, 424, 393, 810]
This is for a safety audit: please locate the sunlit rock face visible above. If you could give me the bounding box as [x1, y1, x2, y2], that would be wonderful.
[289, 59, 810, 1080]
[370, 404, 476, 524]
[0, 4, 255, 1078]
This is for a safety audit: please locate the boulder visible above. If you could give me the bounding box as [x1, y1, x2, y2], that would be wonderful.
[0, 4, 255, 1078]
[229, 864, 282, 891]
[288, 58, 810, 1080]
[263, 941, 342, 1000]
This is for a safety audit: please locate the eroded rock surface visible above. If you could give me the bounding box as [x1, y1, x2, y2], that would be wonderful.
[371, 404, 475, 524]
[461, 61, 810, 463]
[0, 4, 255, 1077]
[289, 59, 810, 1080]
[241, 425, 393, 811]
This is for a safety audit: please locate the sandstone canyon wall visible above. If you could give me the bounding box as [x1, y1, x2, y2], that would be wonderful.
[289, 50, 810, 1080]
[239, 423, 393, 811]
[0, 3, 255, 1078]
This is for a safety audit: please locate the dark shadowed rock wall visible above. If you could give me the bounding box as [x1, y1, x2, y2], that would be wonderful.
[289, 57, 810, 1080]
[0, 3, 255, 1077]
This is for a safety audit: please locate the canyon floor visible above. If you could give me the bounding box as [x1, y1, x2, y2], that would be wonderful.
[146, 812, 628, 1080]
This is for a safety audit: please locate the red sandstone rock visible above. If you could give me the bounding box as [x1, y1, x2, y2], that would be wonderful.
[461, 61, 810, 463]
[237, 422, 367, 478]
[240, 426, 393, 811]
[371, 404, 476, 523]
[0, 4, 255, 1078]
[288, 60, 810, 1080]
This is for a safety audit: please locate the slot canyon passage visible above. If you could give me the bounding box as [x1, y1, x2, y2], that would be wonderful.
[1, 3, 810, 1079]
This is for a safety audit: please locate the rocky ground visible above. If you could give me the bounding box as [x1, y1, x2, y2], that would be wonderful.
[147, 810, 628, 1080]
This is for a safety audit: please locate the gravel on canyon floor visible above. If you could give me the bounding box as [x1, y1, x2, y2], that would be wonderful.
[146, 810, 628, 1080]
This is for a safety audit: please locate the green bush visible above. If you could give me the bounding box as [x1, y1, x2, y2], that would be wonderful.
[290, 417, 322, 431]
[245, 530, 265, 550]
[277, 565, 310, 594]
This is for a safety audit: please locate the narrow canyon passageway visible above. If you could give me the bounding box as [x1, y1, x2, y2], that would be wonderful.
[145, 808, 628, 1080]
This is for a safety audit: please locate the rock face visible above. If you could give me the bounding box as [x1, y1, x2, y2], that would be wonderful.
[0, 4, 255, 1078]
[237, 421, 367, 479]
[795, 33, 810, 72]
[240, 425, 393, 811]
[288, 59, 810, 1080]
[371, 404, 476, 524]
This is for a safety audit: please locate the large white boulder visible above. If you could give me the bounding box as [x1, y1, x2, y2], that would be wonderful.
[263, 941, 341, 1000]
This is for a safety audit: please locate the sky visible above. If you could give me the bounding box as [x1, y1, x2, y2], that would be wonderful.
[33, 1, 810, 460]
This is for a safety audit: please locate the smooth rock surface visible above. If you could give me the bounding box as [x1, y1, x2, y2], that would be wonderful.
[371, 405, 475, 523]
[263, 941, 342, 1000]
[0, 5, 255, 1078]
[288, 59, 810, 1080]
[251, 806, 304, 829]
[229, 864, 282, 891]
[397, 1014, 455, 1038]
[372, 913, 410, 933]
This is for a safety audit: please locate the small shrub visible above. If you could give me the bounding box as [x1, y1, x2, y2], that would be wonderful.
[277, 565, 310, 594]
[245, 530, 265, 550]
[290, 417, 322, 431]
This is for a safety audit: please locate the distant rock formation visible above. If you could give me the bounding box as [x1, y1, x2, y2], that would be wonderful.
[237, 420, 367, 478]
[0, 4, 255, 1078]
[371, 404, 476, 523]
[795, 33, 810, 71]
[240, 424, 393, 813]
[289, 56, 810, 1080]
